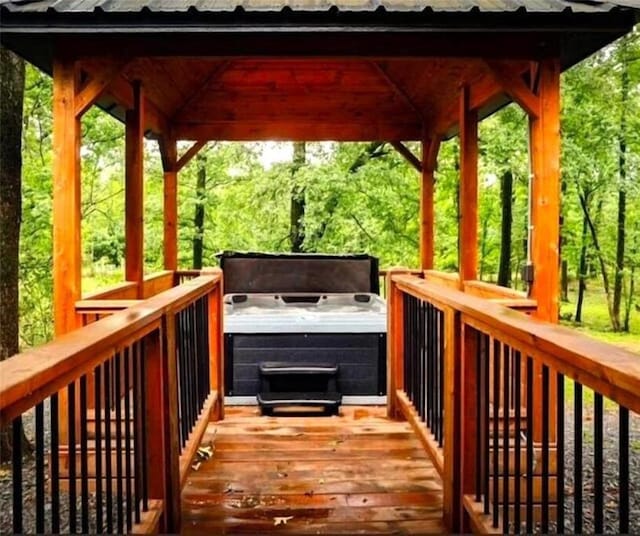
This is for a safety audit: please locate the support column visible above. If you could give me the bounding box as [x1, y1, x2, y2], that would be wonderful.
[529, 59, 561, 323]
[420, 139, 435, 270]
[162, 137, 178, 271]
[125, 81, 145, 297]
[52, 57, 82, 337]
[458, 85, 478, 287]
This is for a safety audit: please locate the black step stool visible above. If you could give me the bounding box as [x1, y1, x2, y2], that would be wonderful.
[257, 362, 342, 416]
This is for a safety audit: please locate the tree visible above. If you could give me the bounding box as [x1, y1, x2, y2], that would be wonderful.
[0, 46, 26, 461]
[289, 142, 306, 252]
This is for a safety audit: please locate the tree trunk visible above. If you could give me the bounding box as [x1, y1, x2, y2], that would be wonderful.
[624, 265, 635, 332]
[290, 142, 306, 253]
[497, 170, 513, 287]
[613, 46, 629, 331]
[575, 211, 589, 323]
[561, 260, 569, 303]
[0, 46, 26, 462]
[192, 153, 206, 270]
[578, 190, 619, 331]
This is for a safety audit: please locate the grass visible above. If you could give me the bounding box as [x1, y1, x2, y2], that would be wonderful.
[560, 283, 640, 355]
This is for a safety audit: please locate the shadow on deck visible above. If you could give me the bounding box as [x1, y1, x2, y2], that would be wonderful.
[181, 406, 446, 535]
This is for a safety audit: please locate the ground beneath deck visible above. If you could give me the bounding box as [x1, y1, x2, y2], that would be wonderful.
[181, 406, 445, 535]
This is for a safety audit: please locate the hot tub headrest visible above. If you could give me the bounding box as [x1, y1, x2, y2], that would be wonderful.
[217, 251, 380, 295]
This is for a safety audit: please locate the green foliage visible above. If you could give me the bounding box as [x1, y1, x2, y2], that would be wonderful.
[15, 29, 640, 347]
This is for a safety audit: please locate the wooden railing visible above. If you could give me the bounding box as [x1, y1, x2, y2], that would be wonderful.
[0, 274, 223, 534]
[389, 273, 640, 534]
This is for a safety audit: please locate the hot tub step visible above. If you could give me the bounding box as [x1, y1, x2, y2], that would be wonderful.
[257, 392, 342, 416]
[259, 362, 339, 376]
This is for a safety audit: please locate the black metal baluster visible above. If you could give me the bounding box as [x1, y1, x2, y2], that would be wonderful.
[133, 342, 142, 523]
[525, 357, 534, 534]
[594, 392, 603, 534]
[80, 376, 89, 533]
[556, 372, 564, 534]
[68, 381, 77, 533]
[51, 393, 60, 534]
[140, 340, 149, 511]
[104, 358, 114, 533]
[12, 416, 23, 534]
[115, 351, 124, 533]
[95, 364, 104, 533]
[574, 382, 583, 534]
[124, 347, 133, 531]
[188, 305, 197, 432]
[422, 301, 428, 424]
[503, 344, 510, 532]
[513, 351, 522, 532]
[492, 339, 500, 528]
[483, 334, 490, 516]
[620, 405, 629, 535]
[475, 329, 483, 503]
[541, 365, 549, 534]
[35, 402, 45, 533]
[403, 294, 409, 398]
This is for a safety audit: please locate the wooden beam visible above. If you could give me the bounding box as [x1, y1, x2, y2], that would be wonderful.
[458, 85, 479, 286]
[425, 136, 441, 173]
[420, 138, 440, 270]
[75, 61, 126, 118]
[53, 57, 82, 337]
[173, 120, 421, 142]
[160, 137, 179, 271]
[371, 62, 426, 123]
[484, 60, 540, 118]
[529, 59, 560, 323]
[176, 140, 206, 172]
[391, 141, 422, 173]
[125, 80, 145, 296]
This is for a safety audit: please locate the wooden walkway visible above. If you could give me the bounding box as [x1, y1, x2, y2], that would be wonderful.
[181, 406, 446, 534]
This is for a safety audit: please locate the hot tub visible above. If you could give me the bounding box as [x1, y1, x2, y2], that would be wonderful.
[224, 293, 387, 404]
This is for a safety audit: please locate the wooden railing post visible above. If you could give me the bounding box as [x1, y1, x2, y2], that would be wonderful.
[442, 307, 462, 532]
[386, 270, 405, 419]
[146, 322, 181, 532]
[205, 269, 224, 420]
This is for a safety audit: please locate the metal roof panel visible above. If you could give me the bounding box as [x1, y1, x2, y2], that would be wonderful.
[1, 0, 631, 13]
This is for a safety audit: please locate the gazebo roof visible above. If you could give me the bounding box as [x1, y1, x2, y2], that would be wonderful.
[1, 0, 637, 141]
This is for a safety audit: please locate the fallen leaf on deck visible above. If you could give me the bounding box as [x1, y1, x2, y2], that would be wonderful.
[273, 516, 294, 526]
[304, 490, 315, 497]
[319, 478, 325, 484]
[191, 461, 201, 471]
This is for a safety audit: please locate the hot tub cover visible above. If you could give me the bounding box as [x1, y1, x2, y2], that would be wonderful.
[217, 251, 380, 295]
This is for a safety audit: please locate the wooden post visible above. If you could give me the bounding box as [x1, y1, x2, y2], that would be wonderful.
[125, 81, 145, 297]
[145, 318, 181, 531]
[52, 56, 82, 444]
[420, 139, 435, 270]
[442, 307, 462, 532]
[205, 269, 225, 420]
[529, 59, 560, 323]
[459, 85, 479, 288]
[529, 59, 561, 443]
[162, 137, 178, 272]
[386, 271, 405, 419]
[52, 57, 82, 337]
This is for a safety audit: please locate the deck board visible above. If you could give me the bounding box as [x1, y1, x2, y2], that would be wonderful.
[181, 406, 446, 534]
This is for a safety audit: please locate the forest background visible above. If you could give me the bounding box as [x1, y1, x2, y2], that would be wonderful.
[2, 28, 640, 355]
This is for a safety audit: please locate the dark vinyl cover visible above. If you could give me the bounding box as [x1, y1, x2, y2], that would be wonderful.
[218, 251, 380, 295]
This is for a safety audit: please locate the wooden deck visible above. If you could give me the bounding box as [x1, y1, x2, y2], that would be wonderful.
[181, 406, 446, 534]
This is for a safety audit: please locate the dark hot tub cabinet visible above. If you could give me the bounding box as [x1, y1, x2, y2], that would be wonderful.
[220, 252, 387, 412]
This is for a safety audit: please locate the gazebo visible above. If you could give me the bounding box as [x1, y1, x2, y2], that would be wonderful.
[1, 1, 639, 534]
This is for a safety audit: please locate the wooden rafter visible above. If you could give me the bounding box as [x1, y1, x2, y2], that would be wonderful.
[171, 61, 232, 123]
[176, 140, 207, 172]
[371, 62, 426, 123]
[391, 141, 422, 173]
[75, 60, 128, 118]
[484, 60, 540, 118]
